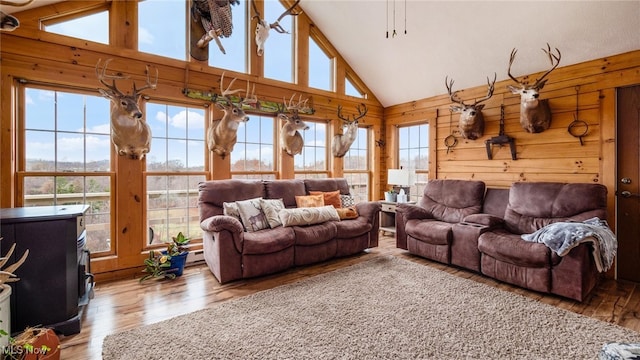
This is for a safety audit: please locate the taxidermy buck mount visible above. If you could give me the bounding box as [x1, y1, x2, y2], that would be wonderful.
[207, 73, 256, 159]
[507, 43, 561, 133]
[444, 74, 496, 140]
[251, 0, 301, 56]
[280, 94, 311, 156]
[332, 103, 368, 158]
[96, 59, 157, 160]
[0, 0, 35, 32]
[192, 0, 240, 55]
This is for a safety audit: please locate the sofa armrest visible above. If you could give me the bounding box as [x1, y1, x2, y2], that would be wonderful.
[396, 203, 433, 221]
[463, 213, 504, 228]
[200, 215, 245, 253]
[355, 201, 382, 223]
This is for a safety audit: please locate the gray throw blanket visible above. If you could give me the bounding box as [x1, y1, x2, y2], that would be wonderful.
[521, 217, 617, 272]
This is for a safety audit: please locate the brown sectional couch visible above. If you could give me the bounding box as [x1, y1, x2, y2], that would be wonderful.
[396, 179, 610, 302]
[198, 178, 381, 283]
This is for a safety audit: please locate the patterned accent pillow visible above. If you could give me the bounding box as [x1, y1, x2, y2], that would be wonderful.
[295, 194, 325, 208]
[223, 201, 244, 229]
[336, 206, 359, 220]
[236, 197, 269, 232]
[340, 194, 356, 208]
[309, 190, 342, 208]
[260, 198, 285, 228]
[278, 205, 340, 227]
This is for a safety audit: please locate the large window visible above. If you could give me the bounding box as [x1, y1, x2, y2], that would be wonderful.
[309, 36, 333, 91]
[343, 127, 370, 202]
[146, 102, 206, 246]
[21, 87, 113, 254]
[263, 0, 295, 82]
[231, 114, 276, 180]
[139, 0, 186, 60]
[398, 123, 429, 201]
[208, 0, 247, 73]
[294, 121, 328, 178]
[45, 10, 109, 44]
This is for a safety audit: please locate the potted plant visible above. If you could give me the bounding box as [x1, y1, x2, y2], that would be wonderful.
[5, 327, 60, 360]
[0, 239, 29, 349]
[163, 232, 190, 277]
[139, 251, 176, 282]
[384, 188, 397, 202]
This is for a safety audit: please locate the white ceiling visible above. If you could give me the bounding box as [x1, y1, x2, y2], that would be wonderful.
[3, 1, 639, 108]
[301, 0, 640, 107]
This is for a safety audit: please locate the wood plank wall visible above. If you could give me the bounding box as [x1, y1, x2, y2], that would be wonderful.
[384, 50, 640, 230]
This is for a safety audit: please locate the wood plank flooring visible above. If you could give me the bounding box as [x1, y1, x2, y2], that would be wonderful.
[59, 235, 640, 359]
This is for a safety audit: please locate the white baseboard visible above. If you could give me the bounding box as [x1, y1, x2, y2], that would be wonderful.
[186, 249, 205, 266]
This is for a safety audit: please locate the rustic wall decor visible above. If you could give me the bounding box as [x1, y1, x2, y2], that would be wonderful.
[445, 74, 496, 140]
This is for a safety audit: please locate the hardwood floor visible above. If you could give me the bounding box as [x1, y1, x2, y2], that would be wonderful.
[60, 235, 640, 359]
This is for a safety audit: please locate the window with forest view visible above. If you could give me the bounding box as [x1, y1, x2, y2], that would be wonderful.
[398, 123, 429, 202]
[22, 87, 113, 254]
[146, 102, 206, 246]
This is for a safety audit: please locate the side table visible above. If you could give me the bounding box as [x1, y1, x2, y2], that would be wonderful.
[379, 201, 415, 236]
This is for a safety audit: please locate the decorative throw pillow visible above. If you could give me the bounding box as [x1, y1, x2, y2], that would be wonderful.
[236, 197, 269, 232]
[279, 205, 340, 227]
[295, 194, 325, 208]
[309, 190, 342, 208]
[340, 194, 356, 208]
[336, 206, 359, 220]
[223, 202, 243, 225]
[260, 198, 285, 228]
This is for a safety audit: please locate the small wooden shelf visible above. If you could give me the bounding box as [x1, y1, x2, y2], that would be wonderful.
[379, 201, 415, 236]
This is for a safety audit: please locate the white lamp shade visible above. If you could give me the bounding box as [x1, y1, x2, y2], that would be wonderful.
[387, 169, 411, 186]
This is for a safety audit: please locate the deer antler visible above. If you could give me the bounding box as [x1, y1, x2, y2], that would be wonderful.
[241, 81, 258, 107]
[133, 65, 158, 98]
[96, 58, 127, 96]
[445, 76, 469, 106]
[471, 73, 497, 107]
[284, 93, 311, 114]
[507, 48, 522, 85]
[338, 104, 368, 123]
[220, 72, 245, 99]
[271, 0, 301, 33]
[534, 43, 561, 88]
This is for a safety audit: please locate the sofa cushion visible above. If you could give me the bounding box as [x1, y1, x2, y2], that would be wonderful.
[223, 202, 243, 225]
[478, 229, 551, 268]
[309, 190, 342, 208]
[336, 206, 359, 220]
[279, 206, 340, 227]
[340, 194, 355, 207]
[333, 217, 371, 238]
[503, 182, 608, 234]
[264, 179, 306, 208]
[237, 198, 269, 232]
[242, 227, 295, 255]
[417, 179, 486, 223]
[405, 219, 453, 245]
[293, 221, 338, 246]
[260, 198, 285, 228]
[304, 178, 350, 195]
[295, 194, 325, 208]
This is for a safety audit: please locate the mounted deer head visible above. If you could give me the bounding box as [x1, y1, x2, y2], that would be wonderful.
[445, 74, 496, 140]
[332, 103, 367, 157]
[0, 0, 35, 32]
[207, 73, 254, 159]
[280, 94, 310, 156]
[96, 59, 157, 160]
[251, 0, 301, 56]
[507, 43, 561, 133]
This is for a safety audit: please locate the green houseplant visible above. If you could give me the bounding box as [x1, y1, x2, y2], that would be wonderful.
[140, 251, 176, 282]
[164, 232, 190, 277]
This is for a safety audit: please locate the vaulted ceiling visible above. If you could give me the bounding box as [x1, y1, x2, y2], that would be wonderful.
[3, 1, 639, 108]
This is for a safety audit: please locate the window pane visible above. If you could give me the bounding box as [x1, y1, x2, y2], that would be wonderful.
[208, 1, 247, 73]
[231, 115, 275, 173]
[398, 123, 429, 202]
[345, 77, 364, 98]
[139, 0, 186, 60]
[46, 11, 109, 44]
[309, 37, 332, 91]
[295, 121, 326, 172]
[263, 0, 294, 82]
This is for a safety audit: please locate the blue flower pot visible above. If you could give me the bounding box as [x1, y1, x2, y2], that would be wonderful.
[162, 251, 188, 277]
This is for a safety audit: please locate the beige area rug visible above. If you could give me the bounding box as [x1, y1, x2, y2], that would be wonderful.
[102, 256, 640, 360]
